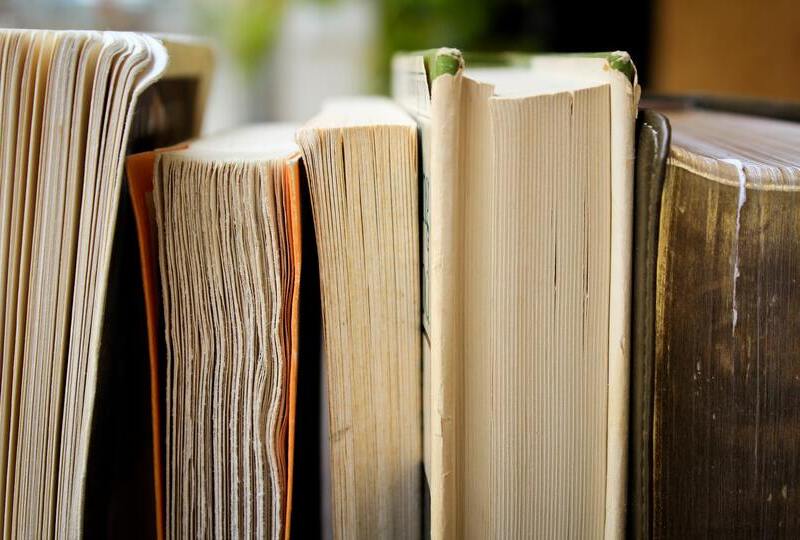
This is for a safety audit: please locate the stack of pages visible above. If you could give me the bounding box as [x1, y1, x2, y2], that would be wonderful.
[297, 98, 422, 538]
[0, 29, 211, 538]
[129, 126, 302, 539]
[130, 98, 422, 538]
[393, 49, 638, 538]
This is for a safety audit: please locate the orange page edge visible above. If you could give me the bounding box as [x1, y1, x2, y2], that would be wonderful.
[283, 157, 302, 540]
[126, 148, 301, 540]
[126, 145, 185, 540]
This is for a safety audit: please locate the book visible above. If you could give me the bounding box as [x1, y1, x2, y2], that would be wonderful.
[128, 125, 302, 539]
[128, 97, 422, 539]
[296, 97, 421, 539]
[0, 29, 212, 538]
[392, 48, 639, 538]
[630, 102, 800, 537]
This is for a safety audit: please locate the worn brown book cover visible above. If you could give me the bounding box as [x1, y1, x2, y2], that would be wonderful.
[632, 100, 800, 537]
[654, 146, 800, 536]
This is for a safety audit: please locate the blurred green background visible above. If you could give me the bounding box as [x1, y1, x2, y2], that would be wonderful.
[1, 0, 796, 131]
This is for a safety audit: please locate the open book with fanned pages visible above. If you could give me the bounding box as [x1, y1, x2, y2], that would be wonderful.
[0, 29, 212, 538]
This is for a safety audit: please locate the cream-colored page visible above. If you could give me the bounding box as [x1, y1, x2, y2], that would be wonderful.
[393, 53, 465, 540]
[298, 100, 421, 539]
[392, 55, 433, 482]
[66, 32, 169, 537]
[530, 55, 639, 539]
[3, 31, 56, 537]
[426, 70, 465, 540]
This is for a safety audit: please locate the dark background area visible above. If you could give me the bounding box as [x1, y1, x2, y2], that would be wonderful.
[377, 0, 653, 87]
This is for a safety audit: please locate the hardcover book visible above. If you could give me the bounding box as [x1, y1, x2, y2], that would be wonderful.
[630, 100, 800, 537]
[392, 48, 639, 539]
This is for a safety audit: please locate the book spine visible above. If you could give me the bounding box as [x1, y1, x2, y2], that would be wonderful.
[628, 110, 670, 540]
[427, 63, 464, 540]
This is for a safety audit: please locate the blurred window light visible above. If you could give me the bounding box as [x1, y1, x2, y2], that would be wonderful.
[9, 0, 159, 7]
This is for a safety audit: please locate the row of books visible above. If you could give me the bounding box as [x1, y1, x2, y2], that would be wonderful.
[1, 29, 799, 539]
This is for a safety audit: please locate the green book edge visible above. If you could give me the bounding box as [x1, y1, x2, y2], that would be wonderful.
[464, 50, 636, 84]
[400, 48, 636, 90]
[570, 51, 637, 83]
[418, 48, 464, 85]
